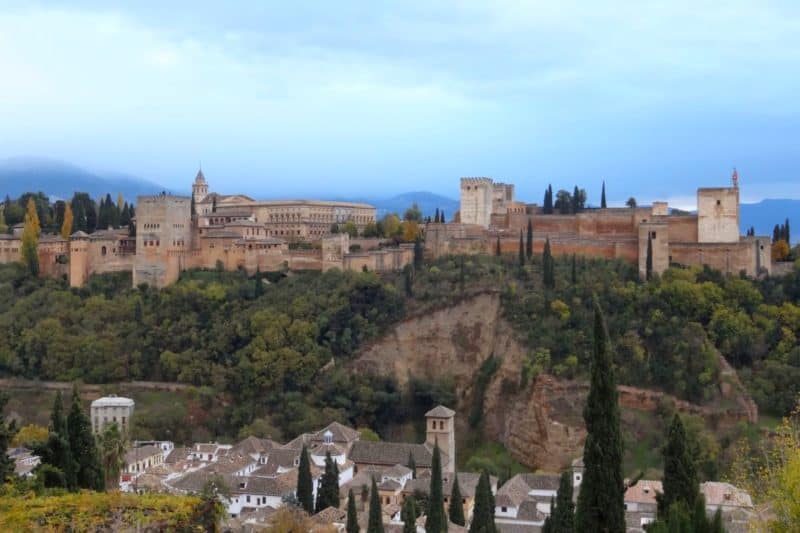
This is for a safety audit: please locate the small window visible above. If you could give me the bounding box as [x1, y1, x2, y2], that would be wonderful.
[101, 246, 107, 256]
[716, 199, 721, 206]
[501, 506, 507, 512]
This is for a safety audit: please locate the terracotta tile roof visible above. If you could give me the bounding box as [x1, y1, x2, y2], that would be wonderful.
[311, 506, 347, 525]
[519, 473, 560, 491]
[313, 421, 360, 444]
[348, 441, 433, 468]
[517, 500, 545, 521]
[625, 480, 662, 505]
[700, 482, 753, 508]
[266, 447, 301, 469]
[495, 475, 532, 508]
[425, 405, 455, 418]
[124, 445, 162, 465]
[164, 447, 191, 464]
[230, 436, 276, 457]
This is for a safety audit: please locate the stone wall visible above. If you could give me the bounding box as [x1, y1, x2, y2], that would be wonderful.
[460, 178, 494, 227]
[698, 187, 740, 243]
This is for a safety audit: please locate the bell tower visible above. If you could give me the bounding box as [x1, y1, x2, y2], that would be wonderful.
[192, 168, 209, 204]
[425, 405, 456, 474]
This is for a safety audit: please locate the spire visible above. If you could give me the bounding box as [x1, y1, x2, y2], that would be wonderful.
[195, 166, 206, 184]
[731, 167, 739, 188]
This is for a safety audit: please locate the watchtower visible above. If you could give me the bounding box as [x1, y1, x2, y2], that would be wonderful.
[697, 170, 740, 243]
[460, 177, 494, 227]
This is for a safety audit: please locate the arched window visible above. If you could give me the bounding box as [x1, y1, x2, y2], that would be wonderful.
[101, 246, 107, 256]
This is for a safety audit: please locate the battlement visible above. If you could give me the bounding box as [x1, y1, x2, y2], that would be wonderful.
[460, 177, 494, 187]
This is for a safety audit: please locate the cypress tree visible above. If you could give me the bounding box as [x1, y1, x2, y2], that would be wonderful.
[441, 210, 446, 223]
[773, 224, 781, 242]
[526, 218, 533, 259]
[786, 217, 791, 244]
[191, 194, 196, 217]
[575, 300, 625, 533]
[67, 384, 104, 490]
[469, 471, 495, 533]
[297, 445, 314, 514]
[41, 390, 76, 489]
[347, 489, 360, 533]
[407, 452, 417, 479]
[0, 393, 15, 483]
[367, 477, 384, 533]
[254, 267, 264, 298]
[449, 474, 466, 526]
[402, 496, 417, 533]
[518, 231, 524, 268]
[425, 444, 446, 533]
[495, 236, 501, 257]
[542, 512, 553, 533]
[435, 208, 440, 223]
[571, 185, 580, 214]
[316, 451, 341, 512]
[413, 237, 424, 270]
[552, 470, 575, 532]
[543, 237, 555, 289]
[571, 254, 577, 285]
[601, 181, 607, 209]
[657, 414, 698, 518]
[646, 233, 653, 281]
[21, 207, 39, 276]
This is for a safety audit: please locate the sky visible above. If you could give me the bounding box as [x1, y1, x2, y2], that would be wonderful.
[1, 1, 799, 207]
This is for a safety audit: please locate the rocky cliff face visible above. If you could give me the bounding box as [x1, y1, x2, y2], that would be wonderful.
[354, 292, 757, 471]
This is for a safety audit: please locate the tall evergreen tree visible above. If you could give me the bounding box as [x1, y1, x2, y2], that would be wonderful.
[21, 204, 40, 276]
[254, 267, 264, 298]
[657, 414, 698, 518]
[0, 393, 15, 483]
[347, 489, 360, 533]
[413, 237, 424, 270]
[367, 477, 384, 533]
[440, 210, 445, 223]
[495, 236, 501, 257]
[297, 445, 314, 514]
[402, 495, 417, 533]
[518, 230, 525, 268]
[551, 470, 575, 532]
[434, 208, 440, 223]
[61, 202, 74, 239]
[543, 237, 555, 289]
[469, 471, 495, 533]
[316, 451, 341, 512]
[407, 452, 417, 479]
[449, 474, 466, 526]
[542, 507, 553, 533]
[571, 254, 577, 285]
[601, 181, 607, 209]
[575, 300, 625, 533]
[786, 217, 791, 244]
[425, 444, 446, 533]
[190, 194, 196, 217]
[571, 185, 580, 214]
[526, 218, 533, 259]
[39, 390, 76, 489]
[646, 234, 653, 281]
[67, 384, 104, 490]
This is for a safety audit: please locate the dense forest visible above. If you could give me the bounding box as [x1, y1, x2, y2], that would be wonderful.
[0, 250, 799, 444]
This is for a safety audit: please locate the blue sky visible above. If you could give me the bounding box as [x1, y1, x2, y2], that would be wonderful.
[1, 1, 799, 207]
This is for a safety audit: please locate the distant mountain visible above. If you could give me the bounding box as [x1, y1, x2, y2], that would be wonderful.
[365, 191, 459, 219]
[0, 157, 165, 201]
[741, 199, 799, 245]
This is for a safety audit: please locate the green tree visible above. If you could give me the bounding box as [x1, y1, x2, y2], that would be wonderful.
[0, 393, 16, 483]
[316, 451, 341, 512]
[601, 181, 607, 209]
[518, 231, 524, 268]
[99, 422, 126, 489]
[543, 237, 555, 289]
[403, 203, 423, 223]
[544, 184, 554, 214]
[425, 444, 446, 533]
[526, 218, 533, 259]
[67, 384, 104, 491]
[469, 471, 496, 533]
[646, 233, 653, 281]
[657, 415, 698, 518]
[61, 202, 74, 239]
[440, 210, 446, 223]
[254, 267, 264, 298]
[192, 476, 228, 533]
[551, 470, 575, 532]
[414, 237, 424, 270]
[367, 477, 384, 533]
[575, 300, 625, 533]
[37, 390, 76, 489]
[347, 488, 360, 533]
[434, 208, 440, 223]
[297, 445, 314, 514]
[402, 495, 417, 533]
[449, 474, 465, 526]
[495, 236, 501, 257]
[542, 498, 554, 533]
[571, 254, 577, 285]
[626, 197, 637, 208]
[408, 451, 416, 479]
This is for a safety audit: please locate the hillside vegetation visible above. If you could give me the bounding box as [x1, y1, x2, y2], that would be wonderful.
[0, 252, 798, 444]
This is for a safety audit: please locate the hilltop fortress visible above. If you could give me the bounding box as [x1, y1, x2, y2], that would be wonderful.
[427, 171, 771, 277]
[0, 171, 412, 287]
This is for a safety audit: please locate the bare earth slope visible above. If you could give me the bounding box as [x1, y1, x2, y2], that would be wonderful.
[354, 292, 756, 471]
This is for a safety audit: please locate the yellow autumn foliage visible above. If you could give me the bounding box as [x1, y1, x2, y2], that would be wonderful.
[0, 490, 204, 531]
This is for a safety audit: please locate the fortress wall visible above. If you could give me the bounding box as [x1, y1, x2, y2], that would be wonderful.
[666, 216, 699, 242]
[697, 187, 740, 243]
[670, 240, 758, 275]
[527, 215, 579, 235]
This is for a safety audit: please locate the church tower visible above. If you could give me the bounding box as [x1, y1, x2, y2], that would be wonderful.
[192, 169, 209, 204]
[425, 405, 456, 474]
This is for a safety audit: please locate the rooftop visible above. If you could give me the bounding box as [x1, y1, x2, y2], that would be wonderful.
[91, 395, 134, 408]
